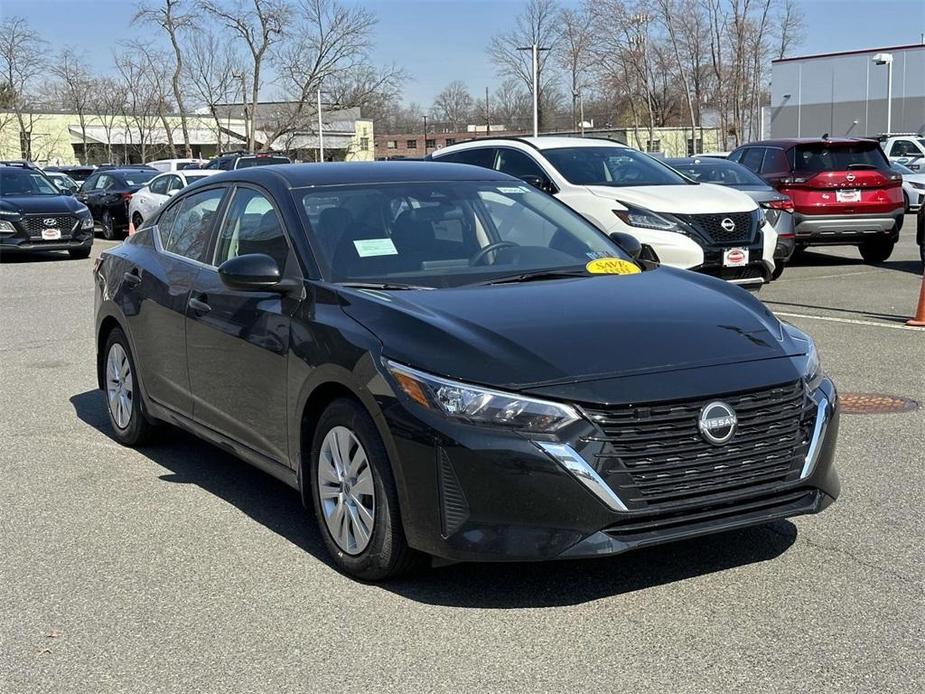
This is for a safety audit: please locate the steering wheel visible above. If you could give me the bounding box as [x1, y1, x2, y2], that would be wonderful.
[470, 241, 519, 266]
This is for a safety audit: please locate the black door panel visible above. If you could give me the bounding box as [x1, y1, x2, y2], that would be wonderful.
[186, 268, 292, 462]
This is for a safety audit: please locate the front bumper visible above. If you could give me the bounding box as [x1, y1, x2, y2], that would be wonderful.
[793, 209, 904, 244]
[0, 231, 93, 253]
[382, 377, 840, 563]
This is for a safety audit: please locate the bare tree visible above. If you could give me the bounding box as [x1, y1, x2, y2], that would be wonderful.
[324, 62, 407, 125]
[0, 16, 48, 159]
[48, 49, 95, 163]
[202, 0, 289, 152]
[263, 0, 384, 149]
[430, 81, 474, 131]
[491, 79, 532, 131]
[114, 49, 161, 162]
[557, 6, 593, 130]
[487, 0, 562, 130]
[774, 0, 804, 60]
[136, 45, 179, 156]
[89, 77, 128, 164]
[654, 0, 699, 150]
[135, 0, 196, 156]
[185, 31, 243, 152]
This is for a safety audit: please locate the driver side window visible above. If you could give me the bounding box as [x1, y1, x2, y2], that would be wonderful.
[213, 187, 292, 271]
[149, 176, 169, 195]
[496, 148, 549, 186]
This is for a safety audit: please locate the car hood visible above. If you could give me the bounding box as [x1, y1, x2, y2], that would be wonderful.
[0, 195, 88, 215]
[338, 268, 807, 405]
[587, 183, 757, 214]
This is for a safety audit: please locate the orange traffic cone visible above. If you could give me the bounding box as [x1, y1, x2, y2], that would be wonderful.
[128, 219, 136, 236]
[908, 271, 925, 327]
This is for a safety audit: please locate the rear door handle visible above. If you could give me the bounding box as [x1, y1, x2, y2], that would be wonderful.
[122, 269, 141, 287]
[188, 296, 211, 314]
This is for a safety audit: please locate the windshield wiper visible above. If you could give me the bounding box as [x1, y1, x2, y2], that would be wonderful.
[337, 281, 432, 290]
[477, 269, 591, 286]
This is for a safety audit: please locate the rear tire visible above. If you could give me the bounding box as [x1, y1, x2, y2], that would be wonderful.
[101, 211, 118, 240]
[859, 237, 895, 264]
[101, 327, 155, 446]
[309, 398, 422, 581]
[68, 247, 91, 260]
[771, 262, 785, 280]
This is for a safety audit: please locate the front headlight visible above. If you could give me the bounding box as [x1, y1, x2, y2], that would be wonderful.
[80, 215, 94, 229]
[784, 324, 821, 387]
[386, 360, 581, 433]
[910, 182, 925, 190]
[613, 203, 685, 233]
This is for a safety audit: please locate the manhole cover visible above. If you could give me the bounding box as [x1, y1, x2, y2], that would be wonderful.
[840, 393, 919, 415]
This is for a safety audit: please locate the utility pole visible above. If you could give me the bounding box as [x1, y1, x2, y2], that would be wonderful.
[422, 115, 428, 155]
[317, 88, 324, 162]
[233, 71, 250, 153]
[485, 86, 490, 134]
[517, 43, 550, 137]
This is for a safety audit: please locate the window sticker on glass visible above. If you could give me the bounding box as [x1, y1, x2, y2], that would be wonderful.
[353, 238, 398, 257]
[498, 186, 529, 193]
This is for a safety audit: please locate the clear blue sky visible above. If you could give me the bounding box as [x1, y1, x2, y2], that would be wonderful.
[4, 0, 924, 105]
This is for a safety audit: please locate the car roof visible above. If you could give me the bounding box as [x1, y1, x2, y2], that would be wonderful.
[737, 137, 879, 148]
[439, 136, 629, 152]
[206, 161, 518, 188]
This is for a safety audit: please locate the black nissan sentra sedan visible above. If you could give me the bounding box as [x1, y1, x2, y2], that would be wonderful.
[93, 162, 839, 580]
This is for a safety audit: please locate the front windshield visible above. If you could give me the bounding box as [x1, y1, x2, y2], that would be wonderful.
[543, 146, 691, 187]
[670, 160, 767, 187]
[298, 181, 628, 288]
[0, 168, 60, 196]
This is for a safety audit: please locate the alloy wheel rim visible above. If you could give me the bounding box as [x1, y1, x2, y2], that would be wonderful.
[318, 426, 375, 555]
[105, 343, 133, 430]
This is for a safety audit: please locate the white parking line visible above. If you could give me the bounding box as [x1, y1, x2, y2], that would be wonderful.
[779, 269, 881, 282]
[774, 311, 925, 332]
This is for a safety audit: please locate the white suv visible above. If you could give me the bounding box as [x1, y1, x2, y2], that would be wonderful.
[882, 136, 925, 171]
[432, 137, 778, 287]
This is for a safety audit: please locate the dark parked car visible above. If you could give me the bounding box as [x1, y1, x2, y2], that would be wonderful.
[200, 150, 291, 170]
[77, 167, 159, 239]
[45, 165, 97, 183]
[0, 164, 94, 258]
[668, 157, 795, 279]
[729, 138, 904, 263]
[94, 162, 839, 580]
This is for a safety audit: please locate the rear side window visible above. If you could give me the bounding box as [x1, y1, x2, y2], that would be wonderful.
[437, 147, 496, 169]
[790, 143, 888, 172]
[149, 176, 169, 195]
[761, 149, 790, 175]
[161, 187, 226, 263]
[739, 148, 765, 173]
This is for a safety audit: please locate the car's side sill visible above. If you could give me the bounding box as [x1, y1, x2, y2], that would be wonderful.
[146, 398, 299, 491]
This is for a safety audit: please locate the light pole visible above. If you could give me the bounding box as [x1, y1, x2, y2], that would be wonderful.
[517, 43, 550, 137]
[872, 53, 894, 134]
[422, 115, 428, 155]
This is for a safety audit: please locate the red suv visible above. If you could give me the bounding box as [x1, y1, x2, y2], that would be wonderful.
[730, 138, 904, 263]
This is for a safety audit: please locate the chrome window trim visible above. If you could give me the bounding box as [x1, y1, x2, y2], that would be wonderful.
[800, 393, 829, 479]
[535, 442, 629, 512]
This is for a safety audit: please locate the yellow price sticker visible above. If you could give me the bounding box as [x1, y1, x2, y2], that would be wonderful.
[585, 258, 641, 275]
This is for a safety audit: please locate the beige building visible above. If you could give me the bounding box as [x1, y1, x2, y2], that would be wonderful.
[0, 107, 374, 165]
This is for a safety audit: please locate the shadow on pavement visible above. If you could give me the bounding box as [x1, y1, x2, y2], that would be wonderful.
[0, 250, 78, 263]
[788, 249, 922, 276]
[70, 388, 798, 608]
[763, 298, 914, 324]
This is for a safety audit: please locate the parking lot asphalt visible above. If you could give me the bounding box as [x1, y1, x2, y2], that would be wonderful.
[1, 222, 923, 694]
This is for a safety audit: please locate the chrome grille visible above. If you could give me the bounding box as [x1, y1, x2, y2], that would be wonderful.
[22, 214, 79, 238]
[677, 211, 756, 244]
[583, 381, 815, 510]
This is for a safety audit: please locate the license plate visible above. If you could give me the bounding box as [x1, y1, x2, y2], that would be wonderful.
[836, 189, 861, 203]
[41, 228, 61, 240]
[723, 247, 749, 267]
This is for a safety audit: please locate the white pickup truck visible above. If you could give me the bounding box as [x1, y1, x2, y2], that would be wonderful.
[881, 135, 925, 171]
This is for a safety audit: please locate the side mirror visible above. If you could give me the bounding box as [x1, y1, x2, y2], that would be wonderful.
[608, 231, 642, 260]
[166, 189, 178, 197]
[218, 253, 283, 291]
[520, 174, 554, 194]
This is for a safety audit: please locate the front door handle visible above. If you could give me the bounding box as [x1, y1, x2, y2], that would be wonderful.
[188, 296, 211, 314]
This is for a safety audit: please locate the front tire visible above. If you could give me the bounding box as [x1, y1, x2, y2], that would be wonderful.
[309, 398, 420, 580]
[102, 327, 155, 446]
[771, 262, 785, 280]
[859, 237, 895, 264]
